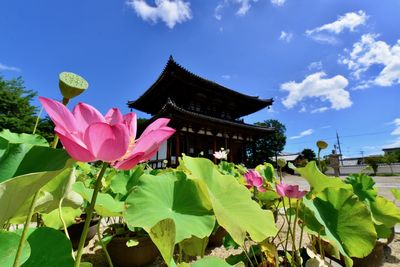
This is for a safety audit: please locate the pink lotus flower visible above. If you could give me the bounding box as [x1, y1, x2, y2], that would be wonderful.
[276, 183, 307, 199]
[39, 97, 175, 170]
[244, 170, 266, 192]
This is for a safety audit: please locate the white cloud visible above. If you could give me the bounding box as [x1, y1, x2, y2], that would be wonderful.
[281, 72, 352, 110]
[271, 0, 286, 7]
[308, 61, 323, 71]
[0, 63, 20, 72]
[289, 129, 314, 140]
[307, 34, 338, 45]
[339, 34, 400, 87]
[221, 74, 231, 80]
[311, 107, 329, 113]
[383, 118, 400, 149]
[279, 31, 293, 43]
[126, 0, 192, 29]
[306, 10, 368, 35]
[391, 118, 400, 136]
[320, 125, 332, 129]
[214, 0, 258, 19]
[299, 106, 306, 113]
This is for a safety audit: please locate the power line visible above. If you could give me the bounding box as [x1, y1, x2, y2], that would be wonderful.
[288, 129, 391, 145]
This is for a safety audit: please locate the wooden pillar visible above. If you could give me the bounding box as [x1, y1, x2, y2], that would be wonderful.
[212, 131, 218, 163]
[175, 131, 180, 164]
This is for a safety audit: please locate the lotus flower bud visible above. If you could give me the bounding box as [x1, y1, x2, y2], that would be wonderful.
[277, 158, 287, 168]
[59, 72, 88, 101]
[316, 140, 328, 150]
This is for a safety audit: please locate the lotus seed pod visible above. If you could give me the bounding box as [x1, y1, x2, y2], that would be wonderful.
[59, 72, 88, 100]
[277, 158, 287, 168]
[316, 140, 328, 150]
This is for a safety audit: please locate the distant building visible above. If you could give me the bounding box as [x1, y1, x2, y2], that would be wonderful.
[383, 147, 400, 155]
[275, 153, 302, 165]
[128, 56, 275, 167]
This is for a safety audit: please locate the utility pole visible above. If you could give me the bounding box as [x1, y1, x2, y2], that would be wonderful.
[360, 150, 365, 165]
[336, 131, 344, 166]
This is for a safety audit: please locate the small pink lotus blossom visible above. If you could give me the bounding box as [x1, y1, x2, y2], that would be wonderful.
[276, 183, 307, 199]
[39, 97, 175, 170]
[213, 150, 228, 160]
[244, 170, 266, 192]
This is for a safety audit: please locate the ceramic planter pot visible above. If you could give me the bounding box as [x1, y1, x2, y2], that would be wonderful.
[107, 235, 160, 267]
[67, 215, 100, 250]
[207, 227, 227, 248]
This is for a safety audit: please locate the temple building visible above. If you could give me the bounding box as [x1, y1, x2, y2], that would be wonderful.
[128, 56, 274, 167]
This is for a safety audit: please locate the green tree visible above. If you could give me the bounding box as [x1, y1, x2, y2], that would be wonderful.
[383, 153, 398, 175]
[0, 75, 55, 141]
[364, 156, 383, 176]
[248, 119, 286, 166]
[301, 148, 316, 162]
[0, 76, 37, 133]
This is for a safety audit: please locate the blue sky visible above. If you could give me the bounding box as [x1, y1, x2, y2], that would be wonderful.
[1, 0, 399, 158]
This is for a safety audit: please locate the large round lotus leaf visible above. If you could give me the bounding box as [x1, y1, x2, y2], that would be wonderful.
[369, 196, 400, 228]
[303, 187, 376, 263]
[191, 256, 244, 267]
[0, 143, 74, 226]
[73, 181, 124, 217]
[125, 172, 215, 243]
[0, 230, 31, 266]
[289, 161, 351, 193]
[0, 131, 71, 182]
[21, 227, 74, 267]
[344, 173, 377, 201]
[181, 156, 277, 245]
[59, 72, 88, 99]
[11, 167, 83, 224]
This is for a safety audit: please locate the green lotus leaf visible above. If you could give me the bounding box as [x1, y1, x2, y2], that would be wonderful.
[369, 196, 400, 228]
[0, 158, 75, 226]
[148, 219, 176, 267]
[72, 182, 124, 217]
[181, 156, 277, 245]
[180, 235, 208, 257]
[125, 172, 215, 244]
[10, 167, 83, 223]
[391, 188, 400, 201]
[22, 227, 74, 267]
[110, 165, 144, 197]
[303, 187, 377, 266]
[0, 129, 48, 147]
[0, 230, 31, 267]
[41, 207, 82, 229]
[255, 162, 276, 183]
[289, 161, 351, 193]
[0, 132, 71, 182]
[344, 173, 377, 201]
[191, 256, 245, 267]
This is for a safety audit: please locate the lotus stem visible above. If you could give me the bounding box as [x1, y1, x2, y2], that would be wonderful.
[249, 242, 259, 266]
[291, 201, 299, 264]
[33, 106, 43, 134]
[317, 149, 322, 171]
[13, 191, 40, 267]
[241, 245, 255, 267]
[74, 162, 108, 267]
[58, 197, 71, 240]
[282, 198, 294, 255]
[298, 208, 305, 250]
[96, 217, 113, 267]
